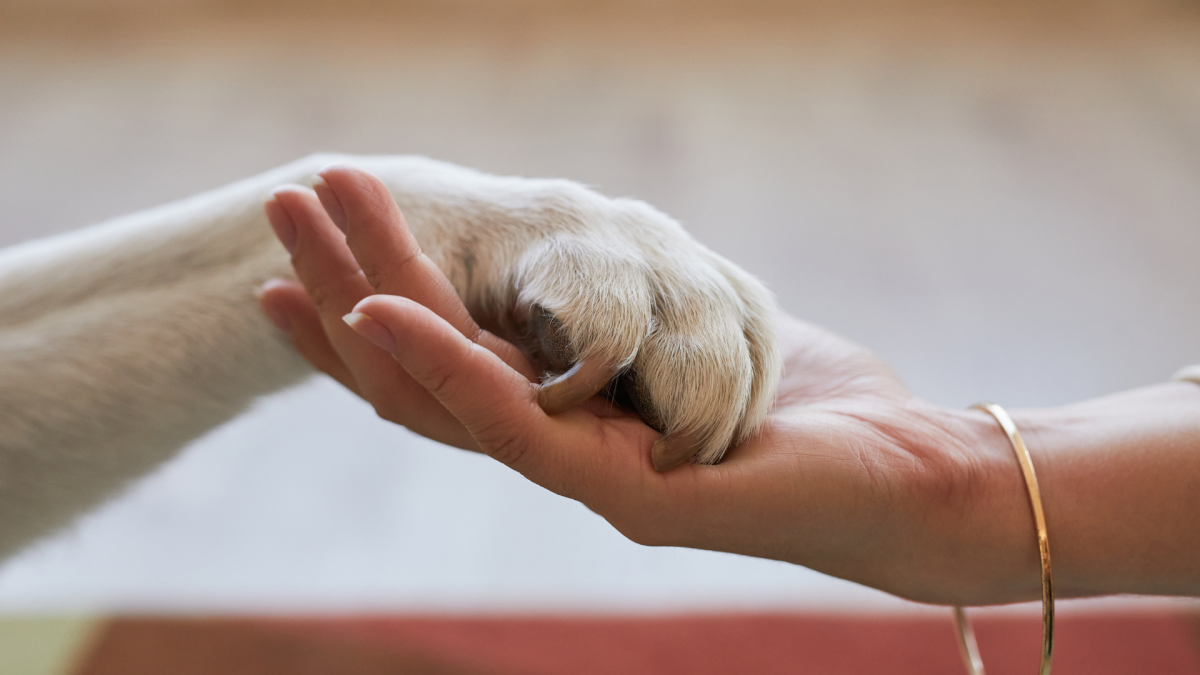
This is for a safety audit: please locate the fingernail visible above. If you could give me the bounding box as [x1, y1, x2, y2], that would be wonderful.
[344, 312, 396, 353]
[313, 176, 348, 234]
[651, 432, 701, 472]
[264, 197, 297, 253]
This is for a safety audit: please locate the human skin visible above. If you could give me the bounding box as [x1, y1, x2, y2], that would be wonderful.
[259, 166, 1200, 607]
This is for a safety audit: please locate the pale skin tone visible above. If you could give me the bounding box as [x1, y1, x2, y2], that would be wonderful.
[259, 165, 1200, 607]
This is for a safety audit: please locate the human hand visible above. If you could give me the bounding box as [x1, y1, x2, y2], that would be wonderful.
[259, 165, 1049, 606]
[259, 158, 782, 468]
[257, 168, 540, 452]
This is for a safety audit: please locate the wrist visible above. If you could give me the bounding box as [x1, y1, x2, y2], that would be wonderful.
[871, 400, 1042, 606]
[944, 403, 1046, 605]
[924, 382, 1200, 605]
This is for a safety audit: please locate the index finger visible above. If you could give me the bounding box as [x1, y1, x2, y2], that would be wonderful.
[314, 164, 534, 381]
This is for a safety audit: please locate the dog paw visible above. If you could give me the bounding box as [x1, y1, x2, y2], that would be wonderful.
[360, 156, 781, 470]
[506, 192, 781, 470]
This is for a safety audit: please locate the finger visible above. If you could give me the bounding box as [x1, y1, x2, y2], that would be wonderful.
[271, 185, 529, 452]
[269, 188, 372, 314]
[314, 165, 536, 381]
[256, 278, 359, 395]
[347, 294, 546, 467]
[269, 187, 467, 438]
[269, 187, 400, 373]
[348, 295, 680, 519]
[315, 165, 478, 337]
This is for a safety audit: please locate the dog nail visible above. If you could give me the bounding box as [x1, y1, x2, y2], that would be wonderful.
[344, 312, 396, 353]
[538, 359, 613, 414]
[264, 197, 298, 253]
[313, 176, 348, 234]
[532, 306, 575, 373]
[651, 432, 701, 472]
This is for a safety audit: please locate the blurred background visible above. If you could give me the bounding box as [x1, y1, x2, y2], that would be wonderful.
[1, 0, 1198, 672]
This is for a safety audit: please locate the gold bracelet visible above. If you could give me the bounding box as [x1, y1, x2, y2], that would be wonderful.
[955, 402, 1055, 675]
[1173, 365, 1200, 386]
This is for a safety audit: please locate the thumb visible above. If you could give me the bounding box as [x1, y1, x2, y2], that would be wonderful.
[345, 294, 551, 472]
[345, 294, 652, 505]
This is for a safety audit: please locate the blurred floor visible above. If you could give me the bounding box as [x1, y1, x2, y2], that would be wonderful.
[0, 0, 1198, 618]
[4, 612, 1200, 675]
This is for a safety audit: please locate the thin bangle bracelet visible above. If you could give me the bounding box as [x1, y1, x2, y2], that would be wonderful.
[956, 402, 1055, 675]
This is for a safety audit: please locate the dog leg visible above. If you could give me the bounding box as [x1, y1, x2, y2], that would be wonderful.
[0, 154, 782, 559]
[0, 158, 325, 558]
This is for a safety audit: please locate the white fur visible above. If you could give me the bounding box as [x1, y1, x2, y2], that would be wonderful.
[0, 155, 780, 560]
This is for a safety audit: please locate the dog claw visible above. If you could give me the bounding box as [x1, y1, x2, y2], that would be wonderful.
[533, 305, 617, 415]
[532, 306, 575, 373]
[651, 431, 702, 472]
[538, 359, 615, 415]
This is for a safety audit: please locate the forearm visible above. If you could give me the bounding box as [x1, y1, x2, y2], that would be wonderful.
[965, 381, 1200, 603]
[1015, 381, 1200, 598]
